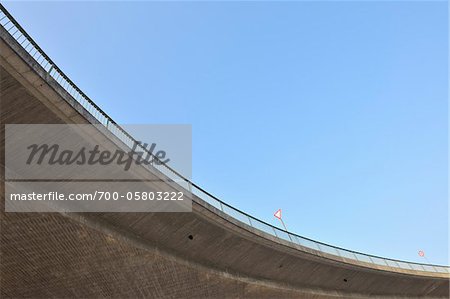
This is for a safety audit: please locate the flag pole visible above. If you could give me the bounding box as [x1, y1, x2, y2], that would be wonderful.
[418, 250, 431, 264]
[280, 218, 288, 232]
[278, 218, 293, 242]
[422, 255, 431, 264]
[274, 209, 293, 242]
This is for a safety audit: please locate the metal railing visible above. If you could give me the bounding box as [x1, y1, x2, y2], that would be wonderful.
[0, 4, 448, 275]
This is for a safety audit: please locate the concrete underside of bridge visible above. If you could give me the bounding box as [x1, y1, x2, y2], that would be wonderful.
[0, 27, 449, 298]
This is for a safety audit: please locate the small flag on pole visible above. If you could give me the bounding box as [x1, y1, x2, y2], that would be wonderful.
[274, 209, 282, 220]
[273, 208, 292, 241]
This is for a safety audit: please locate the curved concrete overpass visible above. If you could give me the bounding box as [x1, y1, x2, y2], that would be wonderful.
[0, 5, 449, 298]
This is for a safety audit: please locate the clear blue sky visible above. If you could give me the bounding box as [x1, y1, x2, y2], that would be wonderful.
[5, 1, 447, 265]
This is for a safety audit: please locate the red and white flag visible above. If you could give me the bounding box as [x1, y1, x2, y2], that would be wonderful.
[274, 209, 282, 220]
